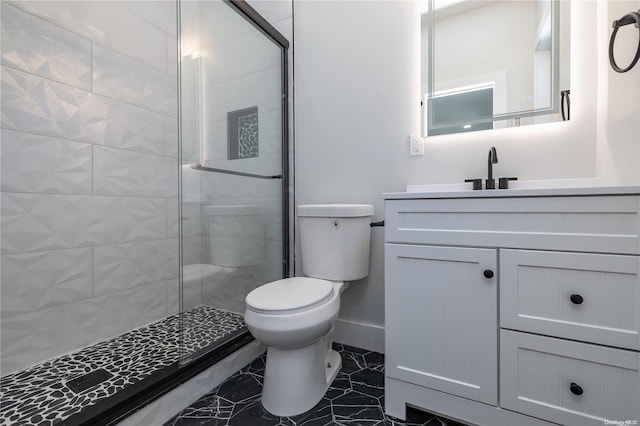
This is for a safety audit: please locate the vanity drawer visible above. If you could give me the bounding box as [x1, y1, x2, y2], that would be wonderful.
[385, 196, 640, 254]
[500, 330, 640, 426]
[500, 250, 640, 350]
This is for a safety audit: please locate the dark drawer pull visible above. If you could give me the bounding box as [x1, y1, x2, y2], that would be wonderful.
[570, 382, 583, 396]
[483, 269, 494, 279]
[570, 294, 584, 305]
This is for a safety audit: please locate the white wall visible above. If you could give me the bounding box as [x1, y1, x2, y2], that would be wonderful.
[294, 0, 639, 348]
[0, 0, 179, 374]
[596, 0, 640, 184]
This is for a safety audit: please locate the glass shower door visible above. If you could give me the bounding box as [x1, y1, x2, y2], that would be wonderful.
[177, 0, 289, 364]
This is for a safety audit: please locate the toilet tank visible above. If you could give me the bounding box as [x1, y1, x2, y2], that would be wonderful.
[297, 204, 373, 281]
[205, 205, 264, 267]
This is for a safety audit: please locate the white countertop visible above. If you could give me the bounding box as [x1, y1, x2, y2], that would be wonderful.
[384, 185, 640, 200]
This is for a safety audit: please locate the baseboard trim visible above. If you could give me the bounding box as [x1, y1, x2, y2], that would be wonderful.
[333, 318, 385, 353]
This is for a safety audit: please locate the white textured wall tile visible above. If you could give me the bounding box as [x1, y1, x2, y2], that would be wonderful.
[0, 3, 92, 90]
[1, 66, 107, 144]
[247, 1, 293, 27]
[204, 78, 242, 124]
[167, 35, 178, 77]
[166, 117, 178, 158]
[202, 274, 263, 314]
[1, 193, 166, 254]
[182, 274, 203, 311]
[183, 236, 204, 267]
[8, 0, 168, 72]
[258, 109, 283, 157]
[242, 66, 281, 113]
[181, 164, 202, 198]
[1, 248, 93, 318]
[1, 129, 92, 194]
[93, 239, 178, 296]
[167, 278, 179, 315]
[119, 0, 177, 38]
[93, 146, 178, 197]
[0, 281, 168, 375]
[103, 98, 168, 156]
[167, 198, 179, 239]
[92, 44, 177, 117]
[205, 120, 226, 161]
[181, 200, 203, 238]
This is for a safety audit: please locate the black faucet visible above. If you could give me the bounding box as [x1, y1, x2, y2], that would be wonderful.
[486, 147, 498, 189]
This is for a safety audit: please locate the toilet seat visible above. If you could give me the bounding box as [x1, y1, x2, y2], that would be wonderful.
[246, 277, 334, 314]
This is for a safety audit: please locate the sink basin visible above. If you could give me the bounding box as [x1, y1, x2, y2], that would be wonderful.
[406, 178, 600, 193]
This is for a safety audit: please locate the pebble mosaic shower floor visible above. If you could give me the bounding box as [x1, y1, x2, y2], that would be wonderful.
[0, 306, 246, 426]
[166, 343, 468, 426]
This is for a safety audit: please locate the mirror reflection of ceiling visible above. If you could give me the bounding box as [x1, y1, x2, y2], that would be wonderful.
[420, 0, 498, 20]
[421, 0, 568, 137]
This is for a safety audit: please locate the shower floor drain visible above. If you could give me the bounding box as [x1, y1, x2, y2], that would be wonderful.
[67, 369, 113, 393]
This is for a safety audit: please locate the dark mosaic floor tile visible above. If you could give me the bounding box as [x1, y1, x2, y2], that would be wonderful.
[340, 351, 367, 374]
[247, 357, 266, 376]
[214, 372, 262, 404]
[168, 416, 229, 426]
[364, 352, 385, 369]
[166, 345, 470, 426]
[289, 398, 333, 426]
[229, 399, 280, 425]
[350, 369, 384, 398]
[339, 344, 371, 355]
[1, 306, 246, 426]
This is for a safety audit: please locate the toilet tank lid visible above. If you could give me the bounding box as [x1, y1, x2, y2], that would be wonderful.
[297, 204, 373, 218]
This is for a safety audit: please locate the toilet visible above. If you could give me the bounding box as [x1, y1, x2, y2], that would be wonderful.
[244, 203, 374, 416]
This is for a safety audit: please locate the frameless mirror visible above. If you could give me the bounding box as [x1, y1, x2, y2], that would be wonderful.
[421, 0, 571, 137]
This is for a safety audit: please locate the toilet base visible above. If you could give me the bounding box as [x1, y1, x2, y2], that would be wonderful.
[261, 339, 341, 416]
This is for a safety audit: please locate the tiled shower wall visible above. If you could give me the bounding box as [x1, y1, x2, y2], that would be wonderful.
[0, 1, 180, 375]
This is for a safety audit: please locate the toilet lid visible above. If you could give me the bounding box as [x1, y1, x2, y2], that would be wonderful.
[246, 277, 334, 313]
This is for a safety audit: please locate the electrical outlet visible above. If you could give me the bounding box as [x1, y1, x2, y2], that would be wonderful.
[409, 134, 424, 156]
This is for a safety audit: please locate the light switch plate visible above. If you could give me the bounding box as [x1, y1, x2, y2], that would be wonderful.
[409, 134, 424, 156]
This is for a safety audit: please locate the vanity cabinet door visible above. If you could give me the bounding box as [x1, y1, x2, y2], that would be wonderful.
[385, 244, 498, 405]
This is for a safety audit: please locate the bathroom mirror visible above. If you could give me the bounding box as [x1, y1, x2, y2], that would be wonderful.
[421, 0, 571, 136]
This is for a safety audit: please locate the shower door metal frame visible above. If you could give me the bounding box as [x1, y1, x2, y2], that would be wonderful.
[225, 0, 291, 280]
[205, 0, 290, 279]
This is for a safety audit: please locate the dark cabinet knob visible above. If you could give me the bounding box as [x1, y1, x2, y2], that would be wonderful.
[483, 269, 494, 279]
[570, 382, 583, 396]
[570, 294, 584, 305]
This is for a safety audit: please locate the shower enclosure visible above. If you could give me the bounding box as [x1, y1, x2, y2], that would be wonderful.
[177, 0, 290, 365]
[0, 0, 289, 423]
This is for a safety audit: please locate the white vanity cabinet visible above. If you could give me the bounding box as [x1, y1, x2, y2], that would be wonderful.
[384, 188, 640, 426]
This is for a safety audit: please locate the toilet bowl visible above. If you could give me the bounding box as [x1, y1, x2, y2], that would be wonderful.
[244, 204, 373, 416]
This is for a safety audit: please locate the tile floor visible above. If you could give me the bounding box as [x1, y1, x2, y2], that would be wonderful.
[165, 343, 468, 426]
[0, 306, 246, 426]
